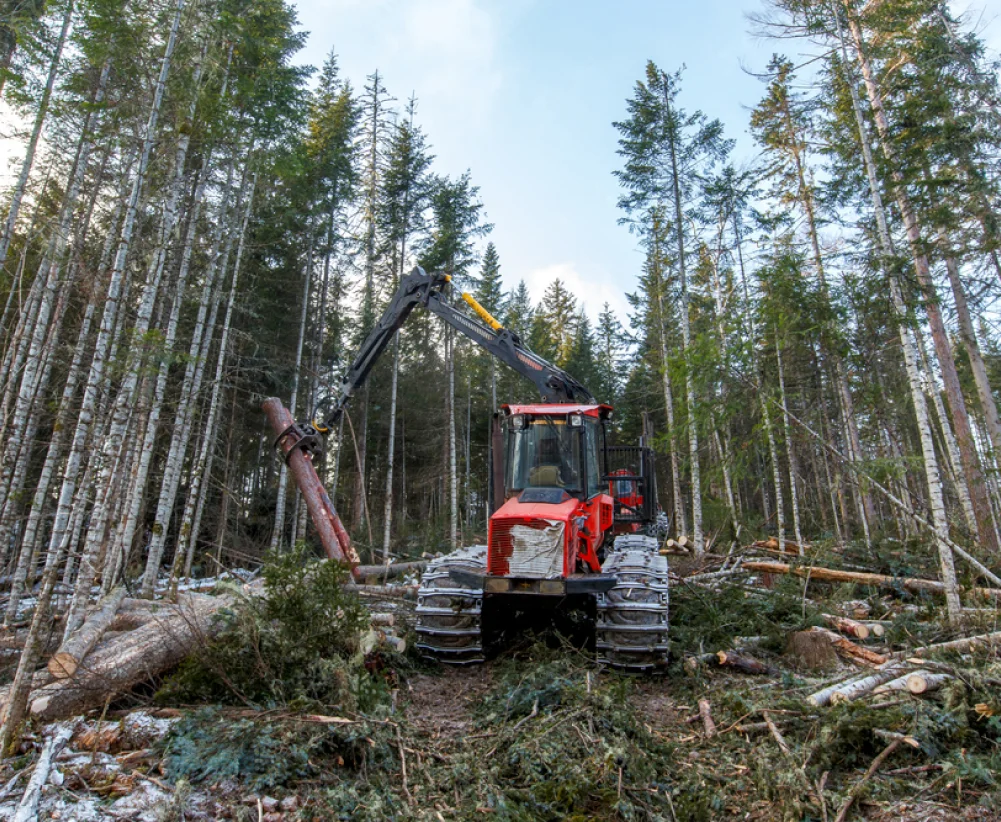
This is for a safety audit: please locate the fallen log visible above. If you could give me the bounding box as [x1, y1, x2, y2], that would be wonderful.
[822, 613, 870, 640]
[872, 671, 923, 696]
[909, 630, 1001, 658]
[808, 626, 888, 667]
[28, 595, 231, 721]
[828, 665, 909, 705]
[48, 586, 127, 679]
[716, 650, 771, 675]
[370, 613, 395, 627]
[348, 583, 419, 599]
[906, 671, 952, 694]
[12, 724, 73, 822]
[743, 560, 1001, 599]
[858, 620, 888, 638]
[354, 561, 427, 581]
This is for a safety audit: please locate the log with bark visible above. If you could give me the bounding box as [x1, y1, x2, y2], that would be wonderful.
[827, 665, 909, 705]
[807, 626, 888, 667]
[354, 561, 427, 582]
[12, 724, 73, 822]
[906, 671, 953, 694]
[872, 671, 922, 696]
[822, 613, 870, 640]
[909, 630, 1001, 658]
[698, 698, 716, 737]
[715, 650, 772, 675]
[48, 586, 126, 679]
[742, 560, 1001, 600]
[28, 593, 233, 721]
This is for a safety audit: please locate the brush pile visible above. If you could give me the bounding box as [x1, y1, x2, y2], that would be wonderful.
[0, 535, 998, 819]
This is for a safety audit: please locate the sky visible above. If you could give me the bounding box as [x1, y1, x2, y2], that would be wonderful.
[1, 1, 998, 325]
[293, 0, 1001, 325]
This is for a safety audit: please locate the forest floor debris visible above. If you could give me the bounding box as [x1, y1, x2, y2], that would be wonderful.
[0, 538, 998, 819]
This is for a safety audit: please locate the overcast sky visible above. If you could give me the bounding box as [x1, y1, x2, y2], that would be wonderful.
[293, 0, 1001, 325]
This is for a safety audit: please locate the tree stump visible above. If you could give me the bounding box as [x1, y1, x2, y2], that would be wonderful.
[786, 630, 838, 670]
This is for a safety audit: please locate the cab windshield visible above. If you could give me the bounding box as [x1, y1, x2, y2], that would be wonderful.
[506, 417, 583, 493]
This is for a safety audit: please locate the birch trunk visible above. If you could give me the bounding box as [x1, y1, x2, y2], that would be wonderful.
[271, 230, 313, 551]
[836, 7, 961, 618]
[172, 173, 257, 583]
[382, 334, 400, 559]
[0, 1, 73, 268]
[844, 2, 997, 554]
[917, 331, 976, 534]
[43, 0, 184, 612]
[109, 54, 214, 577]
[664, 90, 702, 554]
[651, 228, 685, 537]
[448, 326, 458, 548]
[140, 159, 242, 594]
[63, 5, 195, 637]
[776, 337, 804, 554]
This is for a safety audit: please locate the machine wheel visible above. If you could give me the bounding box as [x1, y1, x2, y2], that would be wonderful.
[596, 534, 670, 671]
[415, 545, 487, 664]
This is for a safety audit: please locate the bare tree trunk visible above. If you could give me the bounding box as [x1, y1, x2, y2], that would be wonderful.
[916, 331, 977, 535]
[382, 334, 400, 559]
[63, 5, 195, 637]
[836, 7, 961, 618]
[174, 173, 257, 583]
[448, 327, 458, 548]
[140, 160, 242, 593]
[776, 336, 804, 553]
[271, 230, 313, 552]
[0, 1, 73, 268]
[943, 253, 1001, 463]
[662, 87, 702, 554]
[652, 251, 685, 537]
[844, 2, 996, 554]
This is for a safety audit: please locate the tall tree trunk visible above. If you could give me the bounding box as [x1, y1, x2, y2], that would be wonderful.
[174, 173, 257, 583]
[663, 86, 702, 554]
[942, 253, 1001, 463]
[844, 2, 997, 554]
[652, 240, 685, 537]
[382, 334, 400, 559]
[271, 230, 313, 551]
[141, 159, 243, 594]
[0, 1, 73, 268]
[42, 0, 183, 621]
[836, 6, 961, 618]
[776, 335, 804, 554]
[448, 326, 458, 548]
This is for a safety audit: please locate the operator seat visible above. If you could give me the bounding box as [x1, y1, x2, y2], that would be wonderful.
[529, 465, 563, 487]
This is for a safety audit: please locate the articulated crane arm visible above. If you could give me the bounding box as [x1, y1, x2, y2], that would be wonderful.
[262, 266, 594, 571]
[312, 266, 595, 433]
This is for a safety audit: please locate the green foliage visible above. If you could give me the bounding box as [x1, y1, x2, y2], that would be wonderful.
[163, 708, 314, 790]
[158, 544, 383, 712]
[669, 576, 820, 659]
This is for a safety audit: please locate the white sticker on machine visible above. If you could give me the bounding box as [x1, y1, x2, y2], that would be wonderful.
[507, 520, 565, 578]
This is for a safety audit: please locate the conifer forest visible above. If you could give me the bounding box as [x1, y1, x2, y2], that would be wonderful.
[3, 0, 1001, 819]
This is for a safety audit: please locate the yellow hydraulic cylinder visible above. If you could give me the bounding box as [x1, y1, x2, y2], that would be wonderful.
[461, 291, 503, 331]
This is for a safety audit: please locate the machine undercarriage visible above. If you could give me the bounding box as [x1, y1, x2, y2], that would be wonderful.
[415, 534, 670, 672]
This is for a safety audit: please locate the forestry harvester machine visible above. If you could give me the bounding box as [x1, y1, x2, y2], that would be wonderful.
[264, 267, 670, 671]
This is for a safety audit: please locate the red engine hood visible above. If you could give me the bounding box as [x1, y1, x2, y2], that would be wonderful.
[491, 496, 580, 522]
